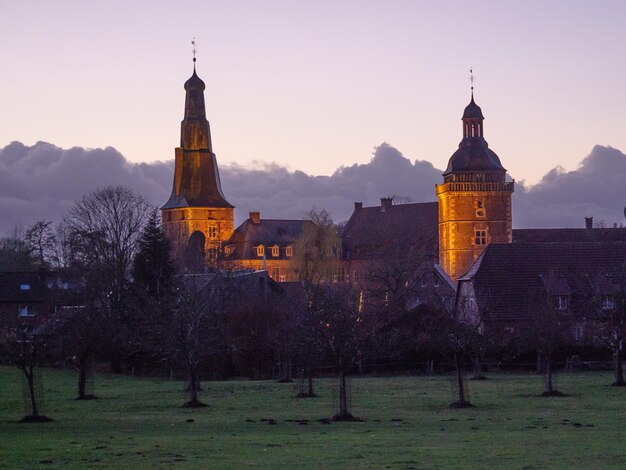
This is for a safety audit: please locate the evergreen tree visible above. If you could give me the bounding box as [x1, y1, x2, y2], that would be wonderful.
[132, 210, 176, 297]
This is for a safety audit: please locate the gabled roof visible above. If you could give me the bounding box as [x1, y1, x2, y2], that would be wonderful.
[342, 201, 438, 260]
[225, 218, 314, 260]
[460, 242, 626, 323]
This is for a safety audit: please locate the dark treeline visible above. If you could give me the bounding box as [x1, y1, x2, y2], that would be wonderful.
[1, 186, 625, 420]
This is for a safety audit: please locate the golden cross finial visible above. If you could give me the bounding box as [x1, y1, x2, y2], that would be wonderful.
[192, 37, 197, 63]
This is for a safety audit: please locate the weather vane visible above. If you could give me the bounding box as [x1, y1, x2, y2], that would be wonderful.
[470, 67, 475, 92]
[192, 37, 197, 63]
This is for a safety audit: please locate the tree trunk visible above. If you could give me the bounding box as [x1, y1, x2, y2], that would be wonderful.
[187, 365, 200, 405]
[78, 364, 87, 399]
[613, 343, 624, 385]
[338, 370, 348, 417]
[472, 356, 482, 379]
[25, 369, 39, 417]
[454, 351, 467, 404]
[545, 357, 553, 393]
[307, 366, 314, 396]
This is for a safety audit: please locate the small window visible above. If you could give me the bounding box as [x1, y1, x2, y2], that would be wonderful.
[476, 210, 485, 217]
[20, 284, 31, 290]
[225, 245, 234, 256]
[353, 270, 360, 283]
[555, 296, 568, 310]
[256, 245, 265, 257]
[18, 305, 35, 317]
[475, 230, 487, 245]
[285, 246, 293, 257]
[208, 226, 218, 239]
[601, 295, 615, 310]
[271, 267, 280, 279]
[271, 246, 279, 257]
[476, 200, 484, 209]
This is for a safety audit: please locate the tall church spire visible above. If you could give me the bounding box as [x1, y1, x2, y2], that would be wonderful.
[162, 56, 232, 209]
[161, 50, 235, 268]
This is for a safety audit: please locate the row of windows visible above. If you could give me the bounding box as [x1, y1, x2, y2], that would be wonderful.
[256, 245, 293, 257]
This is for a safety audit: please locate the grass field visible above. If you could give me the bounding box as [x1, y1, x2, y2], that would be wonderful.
[1, 367, 625, 469]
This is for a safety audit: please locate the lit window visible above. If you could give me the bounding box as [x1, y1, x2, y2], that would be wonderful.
[271, 246, 279, 257]
[208, 226, 218, 239]
[285, 246, 293, 257]
[18, 305, 35, 317]
[601, 295, 615, 310]
[20, 284, 31, 290]
[271, 267, 280, 279]
[225, 245, 234, 256]
[257, 245, 264, 257]
[475, 230, 487, 245]
[555, 296, 568, 310]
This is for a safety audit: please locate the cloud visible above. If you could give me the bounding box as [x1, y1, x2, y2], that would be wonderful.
[1, 141, 625, 235]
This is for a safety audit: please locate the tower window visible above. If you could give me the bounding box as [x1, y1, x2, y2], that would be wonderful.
[208, 226, 218, 239]
[475, 230, 487, 245]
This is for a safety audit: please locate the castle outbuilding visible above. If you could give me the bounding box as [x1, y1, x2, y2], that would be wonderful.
[436, 93, 514, 281]
[161, 62, 234, 268]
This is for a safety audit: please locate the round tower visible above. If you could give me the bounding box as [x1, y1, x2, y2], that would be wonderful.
[436, 92, 514, 281]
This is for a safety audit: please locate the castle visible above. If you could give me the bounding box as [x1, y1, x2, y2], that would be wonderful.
[161, 62, 626, 307]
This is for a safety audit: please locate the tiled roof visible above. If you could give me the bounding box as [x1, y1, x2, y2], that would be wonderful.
[513, 228, 626, 243]
[464, 241, 626, 322]
[342, 201, 438, 260]
[225, 218, 314, 260]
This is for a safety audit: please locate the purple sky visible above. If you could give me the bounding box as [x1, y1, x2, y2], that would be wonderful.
[2, 1, 625, 187]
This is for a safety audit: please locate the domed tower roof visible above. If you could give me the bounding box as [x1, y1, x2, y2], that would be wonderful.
[462, 94, 484, 119]
[443, 93, 506, 177]
[184, 68, 206, 92]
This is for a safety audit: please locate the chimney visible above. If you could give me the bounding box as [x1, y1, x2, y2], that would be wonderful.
[354, 202, 363, 211]
[585, 216, 593, 229]
[380, 197, 393, 212]
[249, 211, 261, 224]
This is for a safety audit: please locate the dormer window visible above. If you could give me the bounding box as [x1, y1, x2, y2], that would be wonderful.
[285, 246, 293, 257]
[271, 246, 279, 257]
[256, 245, 265, 257]
[601, 295, 615, 310]
[554, 296, 568, 310]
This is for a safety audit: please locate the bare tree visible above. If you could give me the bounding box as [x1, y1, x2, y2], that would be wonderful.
[588, 267, 626, 386]
[0, 322, 52, 421]
[308, 283, 368, 420]
[25, 220, 57, 268]
[62, 186, 153, 372]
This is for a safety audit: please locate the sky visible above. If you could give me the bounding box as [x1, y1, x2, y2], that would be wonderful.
[1, 0, 626, 232]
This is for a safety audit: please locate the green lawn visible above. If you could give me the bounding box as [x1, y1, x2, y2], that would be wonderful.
[1, 367, 625, 469]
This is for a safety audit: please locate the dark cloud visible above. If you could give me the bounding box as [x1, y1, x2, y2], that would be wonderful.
[1, 141, 625, 235]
